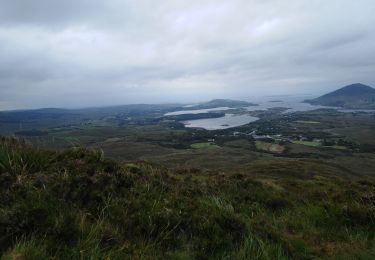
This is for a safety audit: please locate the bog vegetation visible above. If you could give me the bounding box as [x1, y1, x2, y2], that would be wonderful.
[0, 137, 374, 259]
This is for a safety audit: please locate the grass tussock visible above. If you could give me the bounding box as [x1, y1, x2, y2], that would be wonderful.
[0, 137, 374, 259]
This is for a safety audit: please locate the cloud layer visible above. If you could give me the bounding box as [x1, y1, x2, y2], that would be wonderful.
[0, 0, 374, 109]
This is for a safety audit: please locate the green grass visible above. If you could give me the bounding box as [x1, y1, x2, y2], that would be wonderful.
[255, 141, 285, 153]
[295, 120, 321, 124]
[191, 142, 219, 149]
[230, 234, 290, 260]
[328, 145, 347, 150]
[292, 140, 321, 147]
[2, 238, 51, 259]
[292, 140, 348, 150]
[0, 137, 51, 176]
[0, 137, 374, 259]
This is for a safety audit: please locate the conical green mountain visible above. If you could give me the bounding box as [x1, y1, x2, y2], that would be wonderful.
[306, 83, 375, 109]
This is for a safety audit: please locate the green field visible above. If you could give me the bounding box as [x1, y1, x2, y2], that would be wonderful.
[191, 142, 219, 149]
[330, 145, 348, 150]
[295, 120, 321, 124]
[292, 140, 321, 147]
[292, 141, 348, 150]
[256, 140, 285, 153]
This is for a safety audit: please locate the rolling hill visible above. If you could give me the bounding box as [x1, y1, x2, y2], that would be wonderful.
[191, 99, 257, 109]
[305, 83, 375, 109]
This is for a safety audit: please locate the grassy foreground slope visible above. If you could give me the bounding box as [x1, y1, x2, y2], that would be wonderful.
[0, 138, 374, 259]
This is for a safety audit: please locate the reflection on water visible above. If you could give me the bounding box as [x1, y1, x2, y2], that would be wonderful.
[183, 114, 259, 130]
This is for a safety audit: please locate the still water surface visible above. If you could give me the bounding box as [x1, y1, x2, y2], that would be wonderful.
[167, 95, 375, 130]
[183, 114, 259, 130]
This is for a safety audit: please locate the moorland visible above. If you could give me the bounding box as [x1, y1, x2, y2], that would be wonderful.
[1, 92, 375, 259]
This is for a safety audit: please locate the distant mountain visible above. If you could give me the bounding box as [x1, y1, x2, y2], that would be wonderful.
[193, 99, 257, 109]
[305, 83, 375, 109]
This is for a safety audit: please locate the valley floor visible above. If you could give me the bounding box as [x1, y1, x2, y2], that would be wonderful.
[1, 103, 375, 259]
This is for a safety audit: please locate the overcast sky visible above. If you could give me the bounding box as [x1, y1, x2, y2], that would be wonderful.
[0, 0, 375, 110]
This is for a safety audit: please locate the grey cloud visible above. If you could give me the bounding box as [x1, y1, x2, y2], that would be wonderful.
[0, 0, 108, 26]
[0, 0, 375, 109]
[313, 31, 370, 50]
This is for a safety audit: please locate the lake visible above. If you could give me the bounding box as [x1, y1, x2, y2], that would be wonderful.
[167, 95, 375, 130]
[183, 114, 259, 130]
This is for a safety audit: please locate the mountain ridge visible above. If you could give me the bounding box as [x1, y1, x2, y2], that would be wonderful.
[305, 83, 375, 109]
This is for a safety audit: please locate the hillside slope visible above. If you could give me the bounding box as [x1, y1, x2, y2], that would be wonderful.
[192, 99, 257, 109]
[305, 83, 375, 109]
[0, 138, 374, 259]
